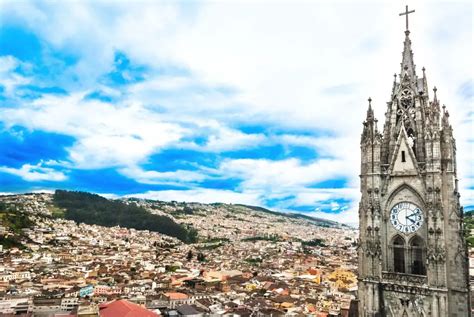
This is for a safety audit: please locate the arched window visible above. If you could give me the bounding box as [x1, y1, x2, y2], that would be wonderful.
[409, 236, 426, 275]
[393, 235, 405, 273]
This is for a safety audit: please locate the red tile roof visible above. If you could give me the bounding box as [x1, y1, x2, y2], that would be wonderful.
[99, 299, 159, 317]
[164, 292, 188, 300]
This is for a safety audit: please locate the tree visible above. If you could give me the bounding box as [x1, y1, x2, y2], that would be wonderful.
[53, 190, 199, 243]
[197, 252, 206, 262]
[186, 250, 193, 261]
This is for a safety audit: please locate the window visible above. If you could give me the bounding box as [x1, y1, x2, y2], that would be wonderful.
[409, 236, 426, 275]
[401, 151, 406, 162]
[393, 235, 405, 273]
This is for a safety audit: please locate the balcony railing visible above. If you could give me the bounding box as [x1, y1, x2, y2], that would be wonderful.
[382, 271, 427, 285]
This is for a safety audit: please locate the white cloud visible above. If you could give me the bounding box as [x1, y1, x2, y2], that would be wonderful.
[219, 157, 348, 192]
[0, 0, 472, 224]
[308, 206, 359, 227]
[119, 166, 207, 185]
[0, 93, 186, 169]
[176, 120, 267, 153]
[127, 188, 263, 206]
[0, 56, 31, 96]
[0, 162, 67, 182]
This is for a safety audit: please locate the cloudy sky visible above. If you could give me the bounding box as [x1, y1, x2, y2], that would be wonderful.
[0, 0, 472, 224]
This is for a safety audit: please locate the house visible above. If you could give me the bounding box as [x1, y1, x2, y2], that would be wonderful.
[99, 299, 159, 317]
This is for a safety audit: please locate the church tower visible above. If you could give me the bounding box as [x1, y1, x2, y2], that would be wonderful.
[357, 6, 471, 317]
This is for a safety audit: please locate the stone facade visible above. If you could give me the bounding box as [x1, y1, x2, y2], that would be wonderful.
[357, 24, 471, 317]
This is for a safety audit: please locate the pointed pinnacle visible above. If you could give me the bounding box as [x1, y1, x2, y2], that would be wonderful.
[366, 97, 373, 118]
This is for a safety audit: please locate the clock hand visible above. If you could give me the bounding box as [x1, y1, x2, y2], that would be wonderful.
[406, 214, 416, 224]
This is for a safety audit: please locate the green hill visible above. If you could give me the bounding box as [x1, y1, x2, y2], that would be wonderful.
[0, 202, 33, 249]
[53, 190, 198, 243]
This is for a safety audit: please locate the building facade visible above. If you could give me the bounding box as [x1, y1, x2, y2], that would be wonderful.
[357, 8, 471, 317]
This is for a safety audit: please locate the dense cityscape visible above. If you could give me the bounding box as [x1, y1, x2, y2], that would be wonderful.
[1, 192, 360, 316]
[0, 2, 472, 315]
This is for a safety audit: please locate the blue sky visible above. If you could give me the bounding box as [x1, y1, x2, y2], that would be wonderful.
[0, 1, 472, 224]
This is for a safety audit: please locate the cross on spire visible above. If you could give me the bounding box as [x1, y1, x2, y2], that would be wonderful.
[399, 5, 415, 31]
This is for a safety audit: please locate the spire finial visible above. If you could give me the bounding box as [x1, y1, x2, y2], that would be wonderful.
[422, 67, 426, 75]
[433, 86, 438, 101]
[399, 5, 415, 32]
[365, 97, 374, 122]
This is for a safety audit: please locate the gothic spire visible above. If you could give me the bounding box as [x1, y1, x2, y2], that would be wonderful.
[400, 30, 416, 80]
[442, 105, 451, 129]
[361, 97, 379, 144]
[399, 5, 416, 80]
[366, 97, 374, 120]
[422, 67, 428, 95]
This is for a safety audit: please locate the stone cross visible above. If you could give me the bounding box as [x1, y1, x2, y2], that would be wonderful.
[399, 5, 415, 31]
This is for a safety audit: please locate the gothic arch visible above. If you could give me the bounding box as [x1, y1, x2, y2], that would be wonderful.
[392, 234, 406, 245]
[391, 235, 406, 273]
[386, 183, 425, 212]
[408, 234, 423, 246]
[408, 235, 426, 275]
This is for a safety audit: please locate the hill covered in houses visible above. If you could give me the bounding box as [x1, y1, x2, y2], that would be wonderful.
[0, 191, 359, 315]
[1, 190, 346, 249]
[53, 190, 199, 243]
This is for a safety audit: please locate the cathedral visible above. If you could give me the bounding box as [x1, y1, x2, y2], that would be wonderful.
[357, 6, 471, 317]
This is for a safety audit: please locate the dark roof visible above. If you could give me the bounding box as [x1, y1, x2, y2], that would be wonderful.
[226, 307, 252, 317]
[177, 304, 200, 316]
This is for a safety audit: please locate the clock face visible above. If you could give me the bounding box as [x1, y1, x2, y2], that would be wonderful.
[390, 202, 424, 234]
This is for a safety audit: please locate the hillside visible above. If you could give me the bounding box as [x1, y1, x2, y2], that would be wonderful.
[1, 190, 349, 248]
[235, 204, 342, 228]
[0, 201, 33, 249]
[0, 191, 197, 244]
[124, 197, 350, 244]
[53, 190, 198, 243]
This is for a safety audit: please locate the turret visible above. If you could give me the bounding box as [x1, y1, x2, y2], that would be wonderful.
[361, 98, 382, 175]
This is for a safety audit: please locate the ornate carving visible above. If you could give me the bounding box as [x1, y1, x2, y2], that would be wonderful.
[382, 271, 427, 285]
[417, 162, 426, 173]
[400, 88, 413, 108]
[365, 240, 382, 259]
[382, 282, 432, 296]
[455, 245, 468, 263]
[412, 295, 427, 315]
[427, 245, 446, 264]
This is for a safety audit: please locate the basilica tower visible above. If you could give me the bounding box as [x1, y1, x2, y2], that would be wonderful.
[357, 6, 470, 317]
